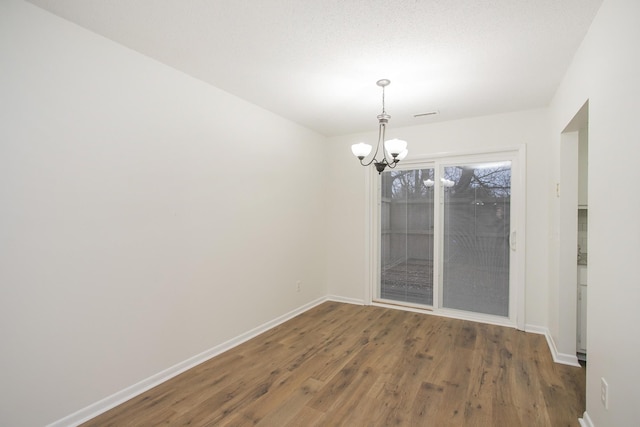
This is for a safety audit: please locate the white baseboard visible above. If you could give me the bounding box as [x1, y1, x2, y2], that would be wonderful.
[47, 296, 330, 427]
[579, 411, 594, 427]
[525, 324, 581, 367]
[326, 295, 365, 305]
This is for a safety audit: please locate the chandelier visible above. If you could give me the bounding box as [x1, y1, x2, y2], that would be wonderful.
[351, 79, 408, 174]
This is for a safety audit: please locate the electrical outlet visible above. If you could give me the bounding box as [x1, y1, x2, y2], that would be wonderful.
[601, 378, 609, 409]
[296, 281, 301, 292]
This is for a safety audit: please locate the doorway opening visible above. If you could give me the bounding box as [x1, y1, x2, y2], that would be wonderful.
[558, 100, 589, 367]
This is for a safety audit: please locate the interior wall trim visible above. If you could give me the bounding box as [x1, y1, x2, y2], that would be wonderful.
[525, 324, 581, 367]
[579, 411, 594, 427]
[326, 295, 365, 306]
[46, 296, 331, 427]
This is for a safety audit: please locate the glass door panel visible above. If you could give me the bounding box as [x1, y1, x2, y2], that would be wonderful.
[441, 162, 511, 317]
[380, 168, 435, 306]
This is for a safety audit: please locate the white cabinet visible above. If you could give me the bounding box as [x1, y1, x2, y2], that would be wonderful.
[577, 266, 588, 353]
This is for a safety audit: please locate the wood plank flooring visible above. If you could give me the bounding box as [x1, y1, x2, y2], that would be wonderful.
[82, 302, 585, 426]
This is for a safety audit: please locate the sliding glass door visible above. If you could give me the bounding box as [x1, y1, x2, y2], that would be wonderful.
[441, 162, 511, 317]
[375, 152, 521, 325]
[380, 168, 435, 306]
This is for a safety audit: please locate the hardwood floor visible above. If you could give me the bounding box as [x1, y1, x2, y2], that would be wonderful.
[82, 302, 585, 426]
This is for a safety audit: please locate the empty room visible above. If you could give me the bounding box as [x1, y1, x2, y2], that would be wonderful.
[1, 0, 639, 426]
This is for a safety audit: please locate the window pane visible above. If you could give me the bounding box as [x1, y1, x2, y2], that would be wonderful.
[442, 163, 511, 316]
[380, 169, 434, 305]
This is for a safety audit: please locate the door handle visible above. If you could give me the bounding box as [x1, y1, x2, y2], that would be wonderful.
[509, 230, 516, 251]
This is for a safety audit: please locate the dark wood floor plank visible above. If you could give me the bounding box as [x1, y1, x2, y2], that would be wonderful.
[81, 303, 585, 427]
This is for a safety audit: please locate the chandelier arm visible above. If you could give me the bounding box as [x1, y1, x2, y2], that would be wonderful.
[359, 121, 385, 167]
[373, 122, 384, 162]
[359, 156, 375, 167]
[380, 121, 394, 166]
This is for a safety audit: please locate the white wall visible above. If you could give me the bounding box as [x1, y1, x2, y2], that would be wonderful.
[548, 0, 640, 424]
[0, 1, 327, 426]
[326, 109, 552, 328]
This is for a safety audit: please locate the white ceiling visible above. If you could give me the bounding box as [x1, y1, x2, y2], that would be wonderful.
[26, 0, 602, 137]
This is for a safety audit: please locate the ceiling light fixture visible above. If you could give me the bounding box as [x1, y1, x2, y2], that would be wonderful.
[351, 79, 408, 174]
